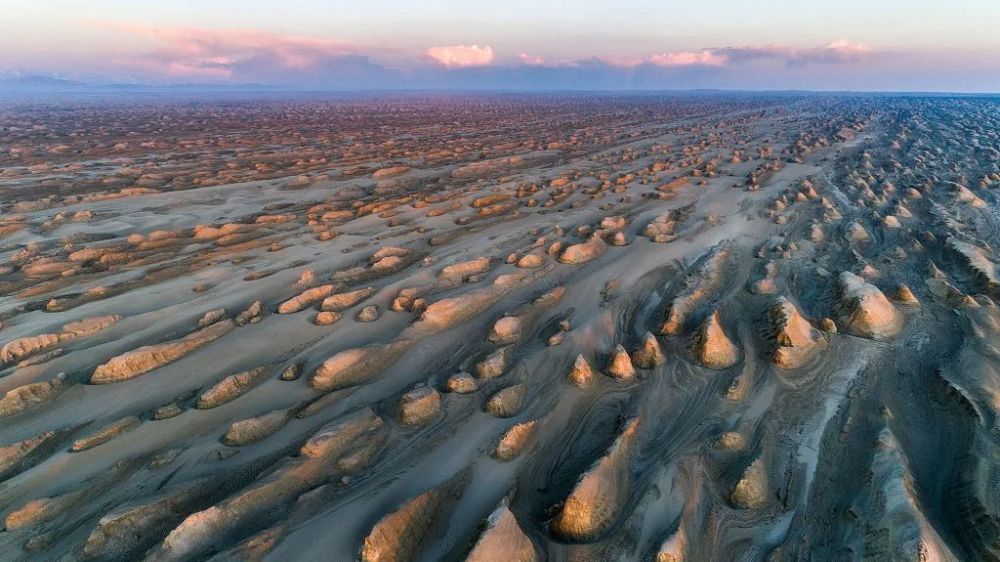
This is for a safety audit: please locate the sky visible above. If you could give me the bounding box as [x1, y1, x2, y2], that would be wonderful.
[2, 0, 999, 92]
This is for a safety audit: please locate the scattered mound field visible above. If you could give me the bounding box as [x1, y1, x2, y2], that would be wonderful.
[1, 94, 999, 561]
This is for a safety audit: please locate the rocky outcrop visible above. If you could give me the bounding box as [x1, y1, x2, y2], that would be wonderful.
[91, 320, 234, 384]
[321, 287, 375, 312]
[486, 384, 526, 418]
[222, 409, 290, 446]
[235, 300, 263, 326]
[197, 366, 269, 409]
[278, 284, 335, 314]
[465, 498, 537, 562]
[360, 480, 455, 562]
[71, 416, 142, 452]
[489, 316, 522, 344]
[551, 418, 639, 541]
[835, 272, 903, 340]
[559, 235, 607, 264]
[605, 344, 636, 379]
[0, 430, 60, 481]
[0, 374, 66, 418]
[689, 310, 739, 369]
[1, 314, 120, 364]
[661, 243, 731, 335]
[632, 332, 666, 368]
[398, 387, 441, 427]
[568, 355, 595, 387]
[311, 342, 410, 391]
[731, 457, 769, 509]
[83, 481, 216, 560]
[475, 346, 513, 380]
[152, 409, 386, 561]
[768, 297, 824, 368]
[493, 420, 537, 461]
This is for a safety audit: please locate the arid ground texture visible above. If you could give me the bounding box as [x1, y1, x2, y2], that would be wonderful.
[1, 93, 1000, 561]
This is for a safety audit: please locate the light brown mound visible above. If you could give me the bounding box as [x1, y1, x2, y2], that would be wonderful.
[731, 457, 769, 509]
[551, 418, 639, 542]
[312, 342, 409, 391]
[689, 311, 739, 369]
[156, 410, 386, 561]
[360, 482, 451, 562]
[235, 301, 263, 326]
[661, 243, 731, 335]
[465, 499, 538, 562]
[398, 387, 441, 427]
[488, 316, 522, 344]
[894, 284, 920, 306]
[632, 332, 666, 368]
[486, 384, 526, 418]
[558, 235, 607, 265]
[223, 410, 290, 446]
[475, 346, 512, 380]
[196, 366, 269, 409]
[0, 374, 65, 418]
[315, 311, 342, 325]
[372, 165, 411, 179]
[493, 420, 538, 461]
[415, 289, 504, 333]
[91, 320, 233, 384]
[0, 431, 57, 481]
[197, 308, 226, 328]
[835, 272, 903, 340]
[516, 254, 545, 269]
[1, 314, 120, 364]
[6, 488, 86, 531]
[568, 355, 595, 387]
[71, 416, 142, 452]
[81, 482, 215, 560]
[440, 257, 491, 281]
[278, 284, 335, 314]
[321, 287, 375, 312]
[446, 373, 477, 394]
[357, 305, 381, 322]
[606, 344, 636, 379]
[768, 297, 824, 368]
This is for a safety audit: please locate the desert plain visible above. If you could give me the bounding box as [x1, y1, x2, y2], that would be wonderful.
[0, 93, 999, 561]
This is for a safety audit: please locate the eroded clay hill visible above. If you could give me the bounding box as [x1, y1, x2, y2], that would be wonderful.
[1, 94, 999, 561]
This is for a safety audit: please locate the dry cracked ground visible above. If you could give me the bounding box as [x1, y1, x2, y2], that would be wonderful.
[1, 93, 1000, 561]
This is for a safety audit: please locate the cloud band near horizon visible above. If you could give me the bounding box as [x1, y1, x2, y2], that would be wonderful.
[4, 22, 995, 92]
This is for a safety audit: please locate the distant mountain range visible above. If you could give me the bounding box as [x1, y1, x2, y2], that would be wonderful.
[0, 74, 288, 92]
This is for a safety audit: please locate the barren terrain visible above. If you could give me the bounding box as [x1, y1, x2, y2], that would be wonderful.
[1, 93, 1000, 561]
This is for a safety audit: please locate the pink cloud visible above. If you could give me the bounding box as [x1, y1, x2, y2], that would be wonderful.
[517, 52, 545, 66]
[647, 50, 728, 67]
[99, 23, 355, 78]
[426, 44, 494, 67]
[598, 41, 873, 69]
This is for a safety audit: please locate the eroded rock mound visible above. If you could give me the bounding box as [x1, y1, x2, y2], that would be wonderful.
[632, 332, 666, 368]
[0, 374, 66, 418]
[835, 272, 903, 340]
[91, 320, 234, 383]
[559, 235, 607, 265]
[312, 342, 410, 391]
[360, 479, 455, 562]
[768, 297, 824, 368]
[465, 498, 538, 562]
[689, 310, 740, 369]
[1, 314, 120, 364]
[551, 418, 639, 542]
